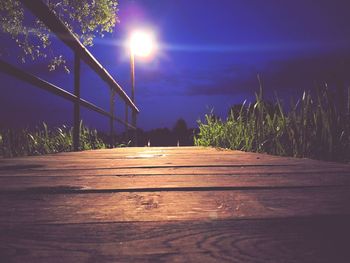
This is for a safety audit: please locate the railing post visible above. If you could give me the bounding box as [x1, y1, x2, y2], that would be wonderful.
[125, 102, 129, 136]
[110, 89, 116, 148]
[73, 53, 80, 151]
[132, 110, 137, 146]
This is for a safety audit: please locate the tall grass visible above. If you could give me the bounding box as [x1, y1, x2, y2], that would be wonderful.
[195, 85, 350, 162]
[0, 121, 106, 157]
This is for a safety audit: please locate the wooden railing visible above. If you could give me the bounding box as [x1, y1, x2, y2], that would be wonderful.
[0, 0, 139, 150]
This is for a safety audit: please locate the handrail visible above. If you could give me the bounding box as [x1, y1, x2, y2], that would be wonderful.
[0, 60, 136, 130]
[19, 0, 139, 113]
[1, 0, 139, 150]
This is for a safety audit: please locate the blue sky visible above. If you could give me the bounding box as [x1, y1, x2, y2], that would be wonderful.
[1, 0, 350, 131]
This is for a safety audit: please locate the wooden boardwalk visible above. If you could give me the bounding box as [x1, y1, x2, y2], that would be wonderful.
[0, 146, 350, 262]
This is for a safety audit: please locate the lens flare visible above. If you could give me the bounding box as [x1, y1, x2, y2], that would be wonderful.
[129, 30, 156, 57]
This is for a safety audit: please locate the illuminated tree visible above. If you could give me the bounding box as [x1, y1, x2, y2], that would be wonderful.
[0, 0, 119, 71]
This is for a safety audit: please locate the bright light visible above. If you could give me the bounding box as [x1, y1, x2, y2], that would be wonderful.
[129, 30, 156, 57]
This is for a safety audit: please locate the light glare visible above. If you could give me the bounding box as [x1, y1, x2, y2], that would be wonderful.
[129, 31, 156, 57]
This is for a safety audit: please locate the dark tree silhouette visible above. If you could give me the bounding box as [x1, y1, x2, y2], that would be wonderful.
[173, 118, 189, 146]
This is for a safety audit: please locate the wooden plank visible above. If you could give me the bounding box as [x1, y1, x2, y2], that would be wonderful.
[1, 159, 349, 175]
[5, 147, 343, 167]
[0, 147, 345, 164]
[1, 147, 349, 172]
[2, 153, 343, 166]
[0, 146, 350, 262]
[1, 165, 349, 178]
[1, 215, 349, 262]
[0, 172, 349, 192]
[0, 146, 337, 160]
[0, 187, 349, 224]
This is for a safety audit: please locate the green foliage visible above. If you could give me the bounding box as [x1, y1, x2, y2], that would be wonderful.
[0, 0, 119, 71]
[0, 122, 106, 157]
[195, 85, 350, 162]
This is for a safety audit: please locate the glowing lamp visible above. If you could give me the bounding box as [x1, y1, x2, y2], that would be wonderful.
[129, 30, 156, 57]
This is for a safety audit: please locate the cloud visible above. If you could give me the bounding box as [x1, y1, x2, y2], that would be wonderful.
[185, 64, 260, 96]
[184, 52, 350, 98]
[74, 48, 350, 101]
[265, 52, 350, 87]
[134, 62, 260, 98]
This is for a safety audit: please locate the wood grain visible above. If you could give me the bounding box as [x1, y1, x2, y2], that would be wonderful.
[1, 147, 349, 172]
[0, 187, 349, 224]
[1, 216, 349, 263]
[0, 173, 349, 192]
[0, 146, 350, 262]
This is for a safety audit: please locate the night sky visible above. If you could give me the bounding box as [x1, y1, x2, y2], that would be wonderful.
[1, 0, 350, 131]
